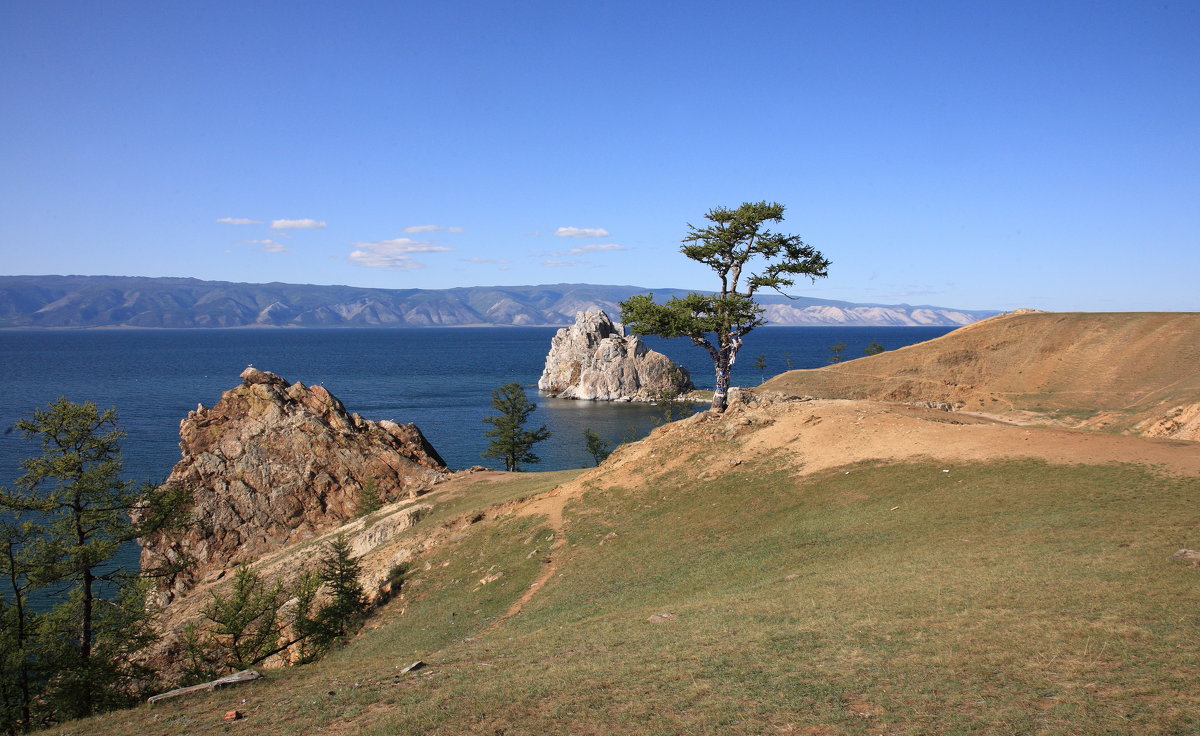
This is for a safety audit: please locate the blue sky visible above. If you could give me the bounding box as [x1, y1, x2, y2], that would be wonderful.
[2, 1, 1196, 312]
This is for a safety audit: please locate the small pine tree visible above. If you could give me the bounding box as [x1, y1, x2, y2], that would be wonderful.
[864, 341, 886, 356]
[313, 535, 368, 644]
[288, 570, 323, 665]
[201, 565, 286, 671]
[828, 343, 846, 364]
[754, 354, 768, 384]
[178, 621, 220, 687]
[356, 478, 382, 516]
[583, 429, 612, 466]
[482, 383, 551, 472]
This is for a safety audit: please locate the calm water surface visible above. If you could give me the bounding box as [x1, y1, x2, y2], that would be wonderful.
[0, 326, 954, 485]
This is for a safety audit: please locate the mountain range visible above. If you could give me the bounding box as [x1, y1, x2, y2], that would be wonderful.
[0, 275, 999, 328]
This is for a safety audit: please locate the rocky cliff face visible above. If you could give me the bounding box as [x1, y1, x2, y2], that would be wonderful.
[537, 311, 694, 401]
[138, 367, 449, 604]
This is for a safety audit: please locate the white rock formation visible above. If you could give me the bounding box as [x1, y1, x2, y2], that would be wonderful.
[538, 311, 693, 401]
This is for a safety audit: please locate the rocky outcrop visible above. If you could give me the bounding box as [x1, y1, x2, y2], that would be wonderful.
[137, 367, 449, 604]
[537, 311, 693, 401]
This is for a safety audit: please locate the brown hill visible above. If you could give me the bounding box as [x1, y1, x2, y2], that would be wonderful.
[762, 311, 1200, 440]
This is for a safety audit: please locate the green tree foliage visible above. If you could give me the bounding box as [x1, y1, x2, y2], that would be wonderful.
[482, 383, 551, 472]
[356, 478, 382, 516]
[583, 429, 612, 467]
[188, 568, 317, 677]
[288, 571, 323, 666]
[0, 521, 38, 734]
[754, 354, 768, 384]
[620, 202, 829, 411]
[864, 341, 886, 356]
[313, 535, 368, 642]
[192, 536, 370, 675]
[828, 343, 846, 364]
[178, 621, 220, 687]
[201, 565, 287, 671]
[0, 398, 187, 729]
[649, 366, 696, 424]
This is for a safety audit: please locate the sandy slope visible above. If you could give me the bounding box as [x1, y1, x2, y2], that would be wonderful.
[518, 393, 1200, 527]
[762, 311, 1200, 440]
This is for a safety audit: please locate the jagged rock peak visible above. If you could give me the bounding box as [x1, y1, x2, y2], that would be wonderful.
[138, 368, 449, 604]
[240, 365, 286, 385]
[537, 310, 694, 402]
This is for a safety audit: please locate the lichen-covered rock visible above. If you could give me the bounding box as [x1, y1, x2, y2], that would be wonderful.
[137, 367, 449, 604]
[537, 311, 693, 401]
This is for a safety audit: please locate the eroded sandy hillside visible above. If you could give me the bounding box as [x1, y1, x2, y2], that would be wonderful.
[762, 311, 1200, 439]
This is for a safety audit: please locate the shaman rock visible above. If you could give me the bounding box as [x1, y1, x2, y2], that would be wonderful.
[537, 311, 693, 401]
[137, 367, 449, 603]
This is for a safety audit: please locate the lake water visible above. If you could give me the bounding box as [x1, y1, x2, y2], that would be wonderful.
[0, 326, 954, 486]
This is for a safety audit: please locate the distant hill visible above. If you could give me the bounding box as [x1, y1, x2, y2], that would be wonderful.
[763, 309, 1200, 440]
[0, 275, 999, 328]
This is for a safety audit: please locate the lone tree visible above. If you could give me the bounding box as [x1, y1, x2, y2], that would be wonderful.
[482, 383, 551, 471]
[620, 202, 829, 411]
[582, 429, 612, 466]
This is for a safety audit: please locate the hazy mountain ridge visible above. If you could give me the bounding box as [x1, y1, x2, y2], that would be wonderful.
[0, 275, 999, 328]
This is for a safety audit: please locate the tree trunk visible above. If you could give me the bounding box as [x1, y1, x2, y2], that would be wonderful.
[75, 498, 94, 717]
[711, 356, 731, 413]
[5, 541, 33, 733]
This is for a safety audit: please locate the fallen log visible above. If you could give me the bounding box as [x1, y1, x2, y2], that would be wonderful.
[148, 669, 263, 704]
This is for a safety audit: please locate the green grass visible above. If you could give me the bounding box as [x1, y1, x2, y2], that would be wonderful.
[415, 468, 583, 525]
[46, 460, 1200, 735]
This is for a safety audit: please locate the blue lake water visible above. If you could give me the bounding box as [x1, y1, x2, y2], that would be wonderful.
[0, 326, 954, 486]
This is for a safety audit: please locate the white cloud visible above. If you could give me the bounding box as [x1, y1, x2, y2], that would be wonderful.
[248, 239, 290, 253]
[347, 238, 453, 269]
[555, 226, 610, 238]
[403, 224, 465, 234]
[533, 243, 627, 258]
[569, 243, 625, 254]
[541, 259, 582, 268]
[462, 257, 511, 265]
[217, 217, 261, 225]
[271, 218, 327, 230]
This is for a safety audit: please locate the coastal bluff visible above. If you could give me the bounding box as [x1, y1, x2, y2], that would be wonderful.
[538, 310, 693, 401]
[137, 367, 449, 604]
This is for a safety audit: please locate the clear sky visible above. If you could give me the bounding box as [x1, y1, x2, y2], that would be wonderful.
[2, 1, 1196, 312]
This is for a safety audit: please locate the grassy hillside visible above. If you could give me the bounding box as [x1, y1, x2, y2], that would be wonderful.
[50, 396, 1200, 735]
[763, 311, 1200, 439]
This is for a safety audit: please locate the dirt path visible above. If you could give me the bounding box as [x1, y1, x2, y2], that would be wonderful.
[478, 481, 578, 635]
